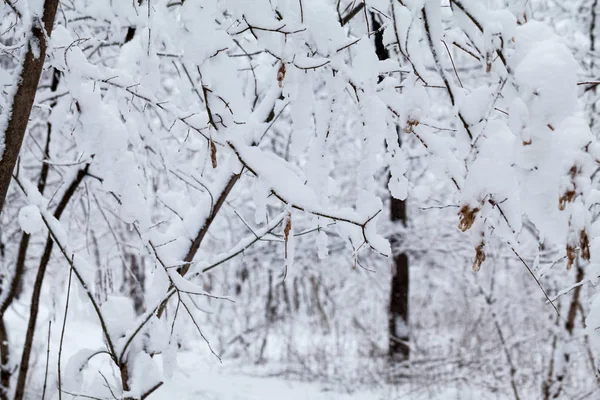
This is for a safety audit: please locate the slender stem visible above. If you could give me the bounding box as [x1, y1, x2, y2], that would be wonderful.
[57, 268, 73, 400]
[13, 165, 92, 400]
[40, 321, 51, 400]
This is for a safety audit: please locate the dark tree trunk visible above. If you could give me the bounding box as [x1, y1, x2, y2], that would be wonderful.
[0, 320, 9, 400]
[128, 253, 145, 315]
[388, 206, 410, 361]
[371, 13, 410, 361]
[0, 0, 60, 214]
[0, 3, 60, 398]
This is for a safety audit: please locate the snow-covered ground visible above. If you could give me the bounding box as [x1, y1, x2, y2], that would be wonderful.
[156, 367, 375, 400]
[6, 304, 509, 400]
[153, 353, 499, 400]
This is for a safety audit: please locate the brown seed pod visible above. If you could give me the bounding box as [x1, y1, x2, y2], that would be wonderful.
[472, 242, 486, 272]
[403, 118, 420, 133]
[283, 213, 292, 242]
[559, 166, 579, 210]
[580, 230, 590, 261]
[566, 244, 576, 270]
[283, 213, 292, 279]
[559, 190, 576, 211]
[458, 205, 479, 232]
[277, 62, 286, 88]
[210, 138, 217, 169]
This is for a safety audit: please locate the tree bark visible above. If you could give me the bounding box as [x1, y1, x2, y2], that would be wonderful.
[0, 319, 9, 400]
[0, 0, 60, 214]
[388, 209, 410, 361]
[371, 13, 410, 361]
[0, 4, 60, 398]
[128, 253, 145, 315]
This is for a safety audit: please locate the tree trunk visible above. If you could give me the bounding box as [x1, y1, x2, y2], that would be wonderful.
[371, 13, 410, 361]
[0, 4, 60, 398]
[0, 0, 60, 214]
[388, 205, 410, 361]
[128, 253, 145, 315]
[0, 319, 9, 400]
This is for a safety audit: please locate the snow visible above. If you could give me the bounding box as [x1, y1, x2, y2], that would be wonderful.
[316, 230, 329, 260]
[180, 2, 232, 66]
[18, 204, 43, 234]
[513, 38, 579, 128]
[3, 1, 600, 399]
[395, 316, 409, 338]
[155, 366, 375, 400]
[100, 295, 136, 340]
[151, 353, 490, 400]
[458, 86, 494, 126]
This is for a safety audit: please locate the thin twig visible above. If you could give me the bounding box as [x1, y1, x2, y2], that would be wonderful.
[41, 321, 52, 400]
[57, 267, 73, 400]
[511, 248, 559, 315]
